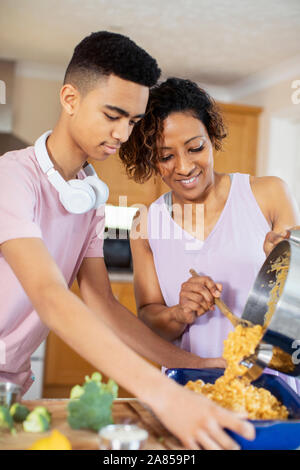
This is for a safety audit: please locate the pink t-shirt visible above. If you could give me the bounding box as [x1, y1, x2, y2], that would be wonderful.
[0, 145, 105, 394]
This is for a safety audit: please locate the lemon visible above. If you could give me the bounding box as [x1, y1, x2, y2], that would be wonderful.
[28, 429, 72, 450]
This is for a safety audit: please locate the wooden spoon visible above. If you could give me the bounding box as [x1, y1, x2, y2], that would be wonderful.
[189, 269, 252, 328]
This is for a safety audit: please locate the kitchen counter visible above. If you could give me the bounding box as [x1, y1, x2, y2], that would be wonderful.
[0, 398, 184, 450]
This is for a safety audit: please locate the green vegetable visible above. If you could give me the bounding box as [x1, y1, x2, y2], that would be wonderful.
[23, 406, 51, 433]
[85, 372, 102, 383]
[10, 403, 30, 423]
[67, 372, 118, 432]
[70, 384, 84, 399]
[102, 378, 118, 400]
[23, 411, 50, 432]
[0, 405, 16, 434]
[32, 406, 51, 423]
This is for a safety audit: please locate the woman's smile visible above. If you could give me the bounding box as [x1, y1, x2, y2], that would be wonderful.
[176, 171, 202, 189]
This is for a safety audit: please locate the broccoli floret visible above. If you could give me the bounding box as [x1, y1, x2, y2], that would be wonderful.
[102, 379, 119, 400]
[23, 407, 51, 433]
[70, 384, 84, 399]
[0, 405, 16, 434]
[23, 410, 50, 433]
[10, 403, 30, 423]
[85, 372, 118, 398]
[84, 371, 102, 384]
[67, 381, 114, 432]
[32, 406, 51, 423]
[67, 372, 118, 432]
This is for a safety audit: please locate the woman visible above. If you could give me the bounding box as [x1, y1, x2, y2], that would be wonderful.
[119, 78, 300, 392]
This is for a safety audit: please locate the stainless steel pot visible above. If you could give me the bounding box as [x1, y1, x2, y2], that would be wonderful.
[241, 229, 300, 380]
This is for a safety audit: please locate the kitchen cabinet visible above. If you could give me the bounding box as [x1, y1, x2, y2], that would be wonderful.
[214, 102, 261, 176]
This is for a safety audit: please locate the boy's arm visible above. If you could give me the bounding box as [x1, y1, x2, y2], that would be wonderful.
[1, 237, 254, 449]
[77, 256, 225, 369]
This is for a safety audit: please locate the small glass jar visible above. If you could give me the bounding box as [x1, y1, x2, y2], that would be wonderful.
[98, 424, 148, 450]
[0, 382, 22, 407]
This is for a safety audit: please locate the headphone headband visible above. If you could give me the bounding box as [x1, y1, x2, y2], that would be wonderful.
[34, 130, 109, 214]
[34, 130, 54, 174]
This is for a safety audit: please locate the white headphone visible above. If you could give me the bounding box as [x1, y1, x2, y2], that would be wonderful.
[34, 130, 109, 214]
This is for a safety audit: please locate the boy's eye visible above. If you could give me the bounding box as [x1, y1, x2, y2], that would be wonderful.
[104, 113, 119, 121]
[105, 113, 139, 126]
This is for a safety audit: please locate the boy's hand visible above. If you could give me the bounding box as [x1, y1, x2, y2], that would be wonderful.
[155, 382, 255, 450]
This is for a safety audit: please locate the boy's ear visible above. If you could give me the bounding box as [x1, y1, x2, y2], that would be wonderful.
[60, 83, 80, 116]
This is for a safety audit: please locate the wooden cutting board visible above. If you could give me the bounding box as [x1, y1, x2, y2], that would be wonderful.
[0, 399, 184, 450]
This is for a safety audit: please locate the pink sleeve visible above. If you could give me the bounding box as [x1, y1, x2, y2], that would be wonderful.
[0, 159, 42, 246]
[84, 206, 106, 258]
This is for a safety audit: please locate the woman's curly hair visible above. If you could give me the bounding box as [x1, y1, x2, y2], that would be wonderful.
[119, 77, 227, 183]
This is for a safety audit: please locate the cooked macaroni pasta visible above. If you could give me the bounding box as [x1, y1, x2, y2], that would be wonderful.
[185, 255, 290, 420]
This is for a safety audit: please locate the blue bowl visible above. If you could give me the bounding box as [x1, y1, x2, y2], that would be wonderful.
[165, 368, 300, 450]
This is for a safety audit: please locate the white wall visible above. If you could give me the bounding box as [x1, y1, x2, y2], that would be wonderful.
[237, 78, 300, 207]
[12, 73, 62, 144]
[0, 60, 15, 132]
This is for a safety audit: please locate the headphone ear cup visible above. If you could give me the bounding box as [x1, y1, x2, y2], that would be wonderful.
[84, 176, 109, 207]
[59, 179, 96, 214]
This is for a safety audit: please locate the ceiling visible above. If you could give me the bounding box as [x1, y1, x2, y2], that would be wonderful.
[0, 0, 300, 86]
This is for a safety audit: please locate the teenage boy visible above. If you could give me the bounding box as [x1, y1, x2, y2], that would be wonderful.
[0, 31, 254, 449]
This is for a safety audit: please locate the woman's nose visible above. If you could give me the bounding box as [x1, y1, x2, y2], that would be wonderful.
[174, 154, 196, 176]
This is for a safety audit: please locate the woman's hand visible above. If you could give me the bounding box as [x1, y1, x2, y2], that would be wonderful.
[176, 274, 222, 323]
[263, 229, 291, 257]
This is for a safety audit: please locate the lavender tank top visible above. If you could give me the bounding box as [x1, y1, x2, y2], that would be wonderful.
[148, 172, 300, 394]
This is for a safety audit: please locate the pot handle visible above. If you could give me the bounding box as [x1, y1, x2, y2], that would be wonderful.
[289, 229, 300, 245]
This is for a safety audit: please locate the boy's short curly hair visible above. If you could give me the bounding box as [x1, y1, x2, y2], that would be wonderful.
[64, 31, 161, 93]
[119, 77, 227, 183]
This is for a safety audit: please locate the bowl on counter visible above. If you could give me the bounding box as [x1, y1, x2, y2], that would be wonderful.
[166, 368, 300, 450]
[0, 382, 22, 408]
[98, 424, 149, 450]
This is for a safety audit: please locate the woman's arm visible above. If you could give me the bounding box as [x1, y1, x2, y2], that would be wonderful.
[131, 230, 189, 341]
[250, 176, 300, 256]
[131, 235, 225, 368]
[130, 213, 222, 347]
